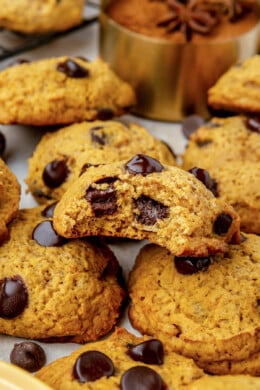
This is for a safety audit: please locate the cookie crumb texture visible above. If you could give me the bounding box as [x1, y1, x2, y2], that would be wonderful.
[187, 375, 260, 390]
[36, 328, 204, 389]
[0, 157, 20, 242]
[53, 157, 240, 257]
[0, 57, 136, 126]
[0, 206, 125, 342]
[26, 120, 176, 204]
[208, 55, 260, 114]
[0, 0, 84, 34]
[128, 234, 260, 374]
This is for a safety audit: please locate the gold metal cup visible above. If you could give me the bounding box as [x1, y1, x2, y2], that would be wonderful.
[99, 0, 260, 121]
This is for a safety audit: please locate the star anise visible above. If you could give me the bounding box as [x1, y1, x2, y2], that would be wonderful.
[156, 0, 220, 41]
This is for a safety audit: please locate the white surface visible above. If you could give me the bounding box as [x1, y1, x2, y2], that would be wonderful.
[0, 20, 186, 368]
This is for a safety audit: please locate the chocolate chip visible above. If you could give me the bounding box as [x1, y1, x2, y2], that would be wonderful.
[42, 159, 69, 188]
[188, 167, 218, 196]
[85, 177, 118, 217]
[91, 126, 107, 145]
[10, 341, 46, 373]
[0, 131, 6, 156]
[32, 189, 53, 200]
[32, 220, 66, 247]
[79, 163, 102, 176]
[73, 351, 114, 383]
[182, 115, 205, 139]
[120, 366, 163, 390]
[0, 276, 28, 319]
[56, 59, 89, 78]
[7, 58, 30, 67]
[41, 202, 58, 218]
[195, 139, 212, 147]
[127, 339, 164, 365]
[213, 213, 233, 235]
[174, 256, 211, 274]
[96, 108, 114, 120]
[135, 196, 169, 225]
[125, 154, 164, 176]
[245, 116, 260, 134]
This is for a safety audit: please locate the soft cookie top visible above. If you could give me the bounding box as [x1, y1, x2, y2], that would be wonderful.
[0, 57, 136, 126]
[53, 154, 240, 257]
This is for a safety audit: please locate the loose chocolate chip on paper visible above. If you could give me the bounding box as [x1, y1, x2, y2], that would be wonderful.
[10, 341, 46, 373]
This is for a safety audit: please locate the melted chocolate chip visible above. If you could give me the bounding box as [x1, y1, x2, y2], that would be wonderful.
[213, 213, 233, 235]
[127, 339, 164, 365]
[0, 276, 28, 319]
[42, 159, 69, 188]
[56, 59, 89, 78]
[188, 167, 218, 196]
[0, 131, 6, 156]
[10, 341, 46, 373]
[73, 351, 114, 383]
[125, 154, 164, 176]
[96, 108, 114, 120]
[182, 115, 205, 139]
[245, 116, 260, 134]
[41, 202, 58, 218]
[120, 366, 163, 390]
[32, 220, 66, 247]
[91, 126, 107, 145]
[85, 177, 118, 217]
[33, 189, 53, 200]
[174, 256, 211, 275]
[135, 196, 169, 225]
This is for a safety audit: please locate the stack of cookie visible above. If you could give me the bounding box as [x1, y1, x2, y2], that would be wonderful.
[0, 53, 258, 390]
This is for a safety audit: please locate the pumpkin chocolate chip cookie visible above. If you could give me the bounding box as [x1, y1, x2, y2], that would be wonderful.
[0, 56, 136, 126]
[0, 157, 20, 242]
[0, 0, 84, 34]
[0, 205, 126, 342]
[36, 327, 204, 389]
[128, 233, 260, 375]
[53, 154, 240, 257]
[26, 120, 176, 204]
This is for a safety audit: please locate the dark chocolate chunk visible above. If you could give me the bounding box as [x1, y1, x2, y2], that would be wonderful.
[0, 131, 6, 156]
[195, 139, 212, 147]
[135, 196, 169, 225]
[96, 108, 114, 120]
[91, 126, 107, 145]
[0, 276, 28, 319]
[120, 366, 163, 390]
[174, 256, 211, 274]
[10, 341, 46, 373]
[127, 339, 164, 365]
[32, 220, 66, 247]
[188, 167, 218, 196]
[42, 159, 69, 188]
[182, 115, 205, 139]
[73, 351, 114, 383]
[85, 177, 118, 217]
[41, 202, 58, 218]
[213, 213, 233, 235]
[245, 116, 260, 134]
[125, 154, 164, 176]
[56, 59, 89, 78]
